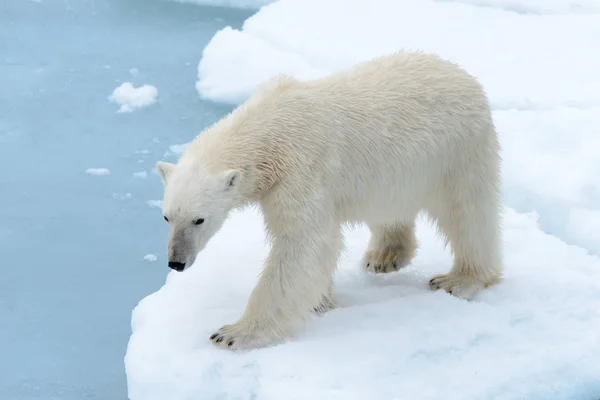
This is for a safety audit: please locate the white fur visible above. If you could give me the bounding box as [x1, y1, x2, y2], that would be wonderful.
[156, 51, 503, 350]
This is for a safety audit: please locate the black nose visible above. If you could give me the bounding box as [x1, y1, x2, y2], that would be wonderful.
[168, 261, 185, 271]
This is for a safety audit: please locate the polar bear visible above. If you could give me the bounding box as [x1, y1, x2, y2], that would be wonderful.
[156, 51, 503, 351]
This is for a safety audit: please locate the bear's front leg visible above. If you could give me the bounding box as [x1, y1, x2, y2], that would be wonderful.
[210, 226, 342, 350]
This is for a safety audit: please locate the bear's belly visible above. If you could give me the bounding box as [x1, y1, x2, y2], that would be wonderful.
[335, 183, 429, 225]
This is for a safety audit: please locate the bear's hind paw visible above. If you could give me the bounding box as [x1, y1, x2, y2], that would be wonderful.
[428, 273, 494, 300]
[363, 246, 412, 274]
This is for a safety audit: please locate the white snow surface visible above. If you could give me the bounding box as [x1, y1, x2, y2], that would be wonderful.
[170, 0, 273, 8]
[196, 0, 600, 108]
[496, 107, 600, 252]
[108, 82, 157, 113]
[440, 0, 600, 14]
[126, 208, 600, 400]
[171, 0, 600, 13]
[126, 0, 600, 399]
[194, 0, 600, 252]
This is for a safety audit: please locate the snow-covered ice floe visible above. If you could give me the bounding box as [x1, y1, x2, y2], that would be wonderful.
[170, 0, 274, 8]
[126, 0, 600, 398]
[194, 0, 600, 253]
[436, 0, 600, 14]
[126, 208, 600, 400]
[196, 0, 600, 109]
[175, 0, 600, 13]
[108, 82, 158, 113]
[496, 107, 600, 253]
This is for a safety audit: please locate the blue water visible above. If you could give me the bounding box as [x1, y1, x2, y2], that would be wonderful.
[0, 1, 251, 398]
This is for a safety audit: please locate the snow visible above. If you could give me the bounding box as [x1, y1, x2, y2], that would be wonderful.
[126, 208, 600, 400]
[568, 208, 600, 253]
[85, 168, 111, 176]
[196, 0, 600, 109]
[194, 0, 600, 254]
[108, 82, 158, 113]
[441, 0, 600, 14]
[497, 107, 600, 253]
[171, 0, 274, 9]
[125, 0, 600, 399]
[172, 0, 600, 13]
[169, 0, 600, 14]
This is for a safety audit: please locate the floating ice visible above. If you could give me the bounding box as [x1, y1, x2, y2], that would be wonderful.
[125, 207, 600, 400]
[85, 168, 110, 176]
[146, 200, 163, 209]
[133, 171, 148, 179]
[108, 82, 158, 113]
[112, 193, 132, 200]
[168, 143, 189, 156]
[143, 254, 158, 262]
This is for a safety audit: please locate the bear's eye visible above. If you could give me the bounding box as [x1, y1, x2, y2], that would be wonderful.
[163, 216, 169, 222]
[193, 218, 204, 225]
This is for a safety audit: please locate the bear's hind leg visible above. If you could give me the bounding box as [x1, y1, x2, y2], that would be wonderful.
[362, 220, 418, 274]
[427, 158, 503, 300]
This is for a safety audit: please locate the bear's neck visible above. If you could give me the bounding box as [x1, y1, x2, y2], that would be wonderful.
[188, 111, 292, 203]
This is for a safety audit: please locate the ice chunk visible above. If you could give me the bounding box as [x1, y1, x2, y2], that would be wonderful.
[85, 168, 110, 176]
[133, 171, 148, 179]
[146, 200, 163, 209]
[144, 254, 158, 262]
[108, 82, 158, 113]
[168, 143, 189, 155]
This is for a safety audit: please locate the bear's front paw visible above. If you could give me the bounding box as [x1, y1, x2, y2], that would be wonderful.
[209, 322, 282, 351]
[363, 246, 412, 274]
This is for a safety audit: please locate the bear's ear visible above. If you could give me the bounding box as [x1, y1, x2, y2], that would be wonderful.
[156, 161, 175, 185]
[221, 169, 241, 191]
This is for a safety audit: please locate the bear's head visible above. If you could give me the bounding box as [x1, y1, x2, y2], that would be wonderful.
[155, 160, 242, 272]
